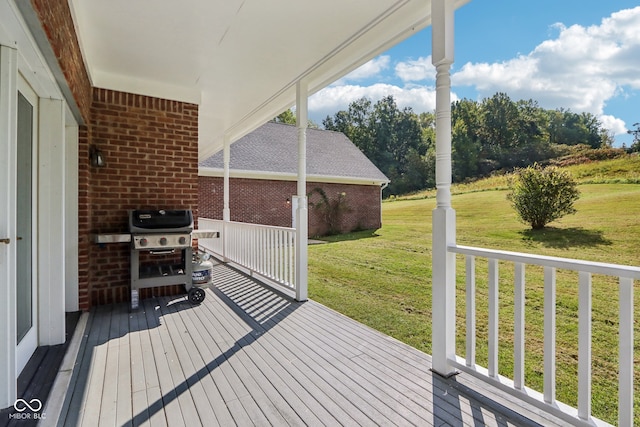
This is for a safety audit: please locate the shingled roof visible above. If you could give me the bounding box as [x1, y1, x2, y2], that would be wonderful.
[199, 122, 389, 186]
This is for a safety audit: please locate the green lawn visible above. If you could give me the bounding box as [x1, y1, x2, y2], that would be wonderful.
[308, 181, 640, 425]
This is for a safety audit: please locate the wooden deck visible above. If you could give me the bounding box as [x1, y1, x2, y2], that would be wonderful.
[55, 260, 566, 426]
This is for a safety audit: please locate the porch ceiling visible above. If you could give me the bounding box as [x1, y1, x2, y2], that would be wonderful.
[69, 0, 470, 160]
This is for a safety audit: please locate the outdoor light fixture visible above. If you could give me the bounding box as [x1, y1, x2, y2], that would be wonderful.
[89, 145, 106, 167]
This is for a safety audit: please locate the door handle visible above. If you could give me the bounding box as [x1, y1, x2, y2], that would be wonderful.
[0, 238, 9, 244]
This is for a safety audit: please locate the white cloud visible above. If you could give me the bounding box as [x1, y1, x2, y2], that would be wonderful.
[309, 83, 457, 122]
[307, 7, 639, 138]
[452, 6, 640, 135]
[340, 56, 390, 81]
[395, 56, 435, 82]
[599, 114, 627, 136]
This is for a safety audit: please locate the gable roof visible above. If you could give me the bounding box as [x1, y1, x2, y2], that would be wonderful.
[199, 122, 389, 186]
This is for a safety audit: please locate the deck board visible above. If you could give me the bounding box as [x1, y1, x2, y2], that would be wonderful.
[57, 260, 567, 426]
[142, 298, 185, 427]
[80, 304, 113, 425]
[202, 294, 291, 426]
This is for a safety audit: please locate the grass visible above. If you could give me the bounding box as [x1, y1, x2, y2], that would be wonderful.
[394, 155, 640, 200]
[308, 159, 640, 425]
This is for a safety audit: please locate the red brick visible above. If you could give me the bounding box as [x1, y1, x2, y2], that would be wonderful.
[198, 177, 382, 237]
[80, 88, 199, 307]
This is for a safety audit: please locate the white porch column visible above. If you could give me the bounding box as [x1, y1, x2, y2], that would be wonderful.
[223, 134, 231, 222]
[222, 134, 231, 261]
[295, 80, 308, 301]
[431, 0, 457, 377]
[0, 44, 18, 411]
[38, 97, 66, 346]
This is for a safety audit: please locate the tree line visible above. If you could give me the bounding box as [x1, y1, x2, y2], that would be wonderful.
[322, 93, 620, 196]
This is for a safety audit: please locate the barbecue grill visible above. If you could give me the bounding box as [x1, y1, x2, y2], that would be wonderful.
[129, 209, 206, 309]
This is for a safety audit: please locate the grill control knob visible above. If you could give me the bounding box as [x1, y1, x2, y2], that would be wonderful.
[139, 238, 148, 247]
[159, 237, 167, 246]
[179, 236, 187, 245]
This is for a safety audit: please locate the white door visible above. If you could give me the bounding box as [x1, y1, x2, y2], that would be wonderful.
[15, 75, 37, 375]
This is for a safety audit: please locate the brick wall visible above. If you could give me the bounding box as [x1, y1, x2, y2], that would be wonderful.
[198, 177, 382, 236]
[87, 88, 199, 307]
[31, 0, 200, 309]
[78, 127, 91, 310]
[30, 0, 92, 123]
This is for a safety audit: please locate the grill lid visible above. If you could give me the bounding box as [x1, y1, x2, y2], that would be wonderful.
[129, 209, 193, 233]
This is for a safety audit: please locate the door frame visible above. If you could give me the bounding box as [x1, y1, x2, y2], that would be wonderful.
[15, 73, 38, 376]
[0, 43, 18, 411]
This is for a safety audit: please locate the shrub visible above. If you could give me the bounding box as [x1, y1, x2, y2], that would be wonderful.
[507, 164, 580, 229]
[308, 188, 351, 235]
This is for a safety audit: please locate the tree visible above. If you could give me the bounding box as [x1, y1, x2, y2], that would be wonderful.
[451, 99, 483, 180]
[479, 92, 520, 166]
[507, 164, 580, 230]
[324, 95, 430, 195]
[628, 122, 640, 152]
[272, 108, 319, 128]
[547, 109, 607, 148]
[273, 109, 296, 124]
[324, 97, 375, 159]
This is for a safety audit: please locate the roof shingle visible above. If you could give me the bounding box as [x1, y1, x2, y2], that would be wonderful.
[199, 122, 389, 184]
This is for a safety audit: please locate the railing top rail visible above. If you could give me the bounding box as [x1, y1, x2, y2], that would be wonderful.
[198, 218, 295, 233]
[450, 244, 640, 279]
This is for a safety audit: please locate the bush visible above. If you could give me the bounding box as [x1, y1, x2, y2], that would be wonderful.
[308, 188, 351, 235]
[507, 164, 580, 229]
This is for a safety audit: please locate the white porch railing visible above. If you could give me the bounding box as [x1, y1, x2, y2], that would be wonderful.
[449, 244, 640, 427]
[198, 218, 297, 294]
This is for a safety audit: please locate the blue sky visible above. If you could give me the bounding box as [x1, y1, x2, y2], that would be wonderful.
[308, 1, 640, 147]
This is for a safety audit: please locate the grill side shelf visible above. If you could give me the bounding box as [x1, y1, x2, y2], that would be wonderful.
[94, 234, 132, 244]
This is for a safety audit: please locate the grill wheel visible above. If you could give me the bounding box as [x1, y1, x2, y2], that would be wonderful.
[188, 287, 206, 304]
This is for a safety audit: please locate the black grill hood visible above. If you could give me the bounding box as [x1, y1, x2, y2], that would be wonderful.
[129, 209, 193, 233]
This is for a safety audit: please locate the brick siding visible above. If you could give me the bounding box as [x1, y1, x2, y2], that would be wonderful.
[78, 127, 91, 310]
[198, 177, 382, 237]
[30, 0, 92, 123]
[87, 89, 199, 307]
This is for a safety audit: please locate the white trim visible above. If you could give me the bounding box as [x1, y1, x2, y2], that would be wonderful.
[38, 97, 66, 346]
[0, 44, 18, 410]
[15, 73, 39, 377]
[198, 166, 389, 187]
[15, 329, 36, 375]
[2, 1, 67, 103]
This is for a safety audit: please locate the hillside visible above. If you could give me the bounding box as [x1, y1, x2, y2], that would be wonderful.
[391, 154, 640, 201]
